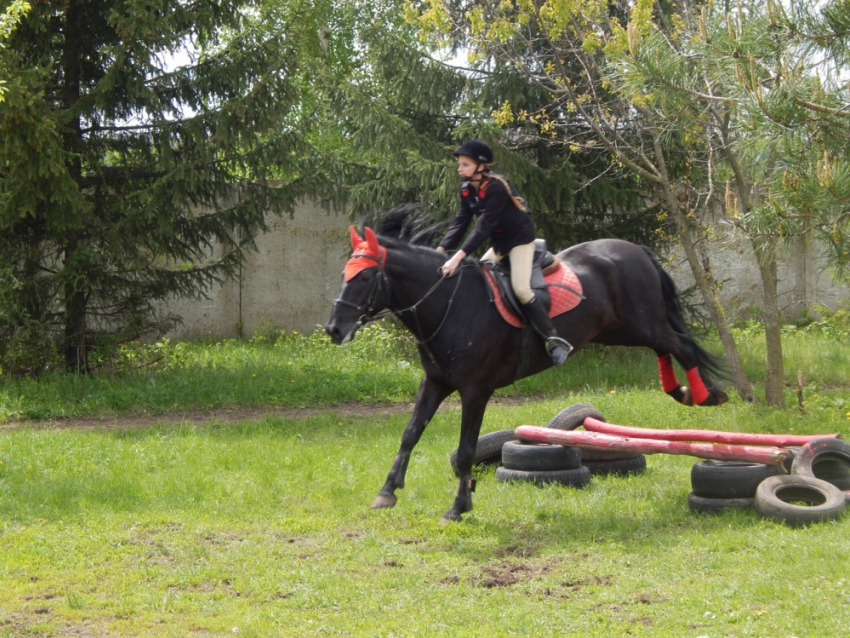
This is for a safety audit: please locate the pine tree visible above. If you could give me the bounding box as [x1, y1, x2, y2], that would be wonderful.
[613, 0, 850, 405]
[404, 0, 850, 406]
[0, 0, 322, 372]
[307, 6, 654, 253]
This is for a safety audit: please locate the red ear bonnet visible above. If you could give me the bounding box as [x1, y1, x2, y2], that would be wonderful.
[344, 225, 387, 281]
[365, 227, 379, 256]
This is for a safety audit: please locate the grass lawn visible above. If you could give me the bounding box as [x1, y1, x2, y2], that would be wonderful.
[1, 325, 849, 636]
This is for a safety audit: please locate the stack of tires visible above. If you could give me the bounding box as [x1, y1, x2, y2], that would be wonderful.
[689, 438, 850, 527]
[545, 403, 647, 480]
[688, 460, 783, 513]
[496, 439, 590, 487]
[449, 403, 647, 487]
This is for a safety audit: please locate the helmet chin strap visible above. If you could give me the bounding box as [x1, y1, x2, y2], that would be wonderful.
[470, 164, 489, 182]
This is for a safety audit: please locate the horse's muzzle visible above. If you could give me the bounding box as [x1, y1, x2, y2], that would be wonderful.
[324, 320, 358, 345]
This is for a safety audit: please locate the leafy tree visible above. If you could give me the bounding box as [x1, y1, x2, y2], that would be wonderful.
[0, 0, 322, 373]
[407, 0, 850, 406]
[404, 0, 758, 402]
[306, 1, 657, 252]
[610, 0, 850, 406]
[0, 0, 28, 102]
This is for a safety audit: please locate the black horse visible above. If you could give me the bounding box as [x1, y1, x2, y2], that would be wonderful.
[325, 210, 728, 522]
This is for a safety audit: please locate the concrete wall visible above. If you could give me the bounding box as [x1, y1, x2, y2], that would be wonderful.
[664, 232, 849, 321]
[166, 199, 350, 339]
[164, 202, 849, 340]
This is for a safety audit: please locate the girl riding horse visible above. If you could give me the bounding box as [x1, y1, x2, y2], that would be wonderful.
[437, 140, 572, 366]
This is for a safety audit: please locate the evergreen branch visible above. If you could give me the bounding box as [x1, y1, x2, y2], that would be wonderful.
[80, 122, 179, 134]
[630, 56, 739, 104]
[792, 95, 850, 119]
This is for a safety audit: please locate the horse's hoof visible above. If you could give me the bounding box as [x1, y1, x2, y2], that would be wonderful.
[696, 389, 728, 407]
[371, 494, 397, 509]
[440, 512, 462, 524]
[667, 386, 694, 406]
[716, 390, 729, 405]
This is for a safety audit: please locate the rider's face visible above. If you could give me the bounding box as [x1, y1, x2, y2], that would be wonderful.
[456, 155, 482, 180]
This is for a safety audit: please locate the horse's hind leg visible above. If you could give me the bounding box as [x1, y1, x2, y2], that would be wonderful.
[656, 352, 694, 406]
[687, 368, 728, 406]
[372, 374, 452, 510]
[639, 245, 728, 406]
[654, 340, 728, 407]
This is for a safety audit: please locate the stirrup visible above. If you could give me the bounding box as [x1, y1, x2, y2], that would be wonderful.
[546, 337, 573, 366]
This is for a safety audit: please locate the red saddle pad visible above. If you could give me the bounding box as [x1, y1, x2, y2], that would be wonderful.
[483, 262, 583, 328]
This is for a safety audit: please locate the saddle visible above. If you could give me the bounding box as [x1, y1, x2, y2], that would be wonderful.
[482, 239, 585, 328]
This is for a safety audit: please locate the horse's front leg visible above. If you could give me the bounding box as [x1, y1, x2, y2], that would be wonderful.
[442, 389, 493, 523]
[372, 374, 452, 510]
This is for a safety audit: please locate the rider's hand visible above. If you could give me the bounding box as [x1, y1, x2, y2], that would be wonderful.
[440, 250, 466, 277]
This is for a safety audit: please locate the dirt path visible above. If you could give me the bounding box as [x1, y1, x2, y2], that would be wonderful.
[0, 396, 535, 432]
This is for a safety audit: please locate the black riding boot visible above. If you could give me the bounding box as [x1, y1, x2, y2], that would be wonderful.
[522, 296, 573, 366]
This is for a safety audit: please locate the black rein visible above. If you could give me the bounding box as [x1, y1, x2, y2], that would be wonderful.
[332, 257, 471, 353]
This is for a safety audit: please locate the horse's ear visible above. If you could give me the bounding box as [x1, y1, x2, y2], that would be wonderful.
[349, 226, 362, 249]
[364, 226, 380, 254]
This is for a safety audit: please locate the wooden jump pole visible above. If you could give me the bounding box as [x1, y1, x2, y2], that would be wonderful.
[515, 426, 790, 467]
[581, 417, 840, 447]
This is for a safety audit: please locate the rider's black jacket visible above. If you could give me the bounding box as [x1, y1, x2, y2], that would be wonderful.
[439, 174, 535, 256]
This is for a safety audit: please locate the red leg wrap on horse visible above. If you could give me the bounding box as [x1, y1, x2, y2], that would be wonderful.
[657, 355, 680, 393]
[686, 367, 710, 405]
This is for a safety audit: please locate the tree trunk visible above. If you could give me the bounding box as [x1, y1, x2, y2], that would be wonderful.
[753, 238, 785, 407]
[677, 221, 755, 402]
[61, 0, 88, 373]
[652, 157, 756, 402]
[63, 242, 89, 374]
[718, 127, 784, 406]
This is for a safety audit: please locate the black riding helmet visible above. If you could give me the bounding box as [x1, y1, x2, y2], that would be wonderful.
[453, 140, 494, 164]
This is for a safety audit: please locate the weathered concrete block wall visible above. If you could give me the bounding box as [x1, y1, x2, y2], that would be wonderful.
[166, 199, 350, 339]
[664, 232, 849, 321]
[164, 202, 848, 340]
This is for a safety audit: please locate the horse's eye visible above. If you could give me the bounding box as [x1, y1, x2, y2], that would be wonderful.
[354, 268, 376, 283]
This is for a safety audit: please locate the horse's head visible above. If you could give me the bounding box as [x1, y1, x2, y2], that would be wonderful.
[325, 226, 389, 344]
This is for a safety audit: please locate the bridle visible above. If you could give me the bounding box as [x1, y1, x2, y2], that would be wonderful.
[332, 252, 470, 349]
[332, 251, 388, 320]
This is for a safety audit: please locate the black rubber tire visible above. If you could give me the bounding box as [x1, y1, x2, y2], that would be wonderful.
[495, 465, 591, 488]
[782, 448, 799, 473]
[688, 492, 755, 514]
[755, 474, 846, 527]
[547, 403, 605, 431]
[450, 429, 517, 477]
[584, 455, 647, 477]
[791, 438, 850, 491]
[501, 440, 582, 472]
[690, 460, 785, 499]
[580, 448, 641, 462]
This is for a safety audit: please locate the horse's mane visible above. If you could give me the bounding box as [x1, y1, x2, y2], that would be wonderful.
[377, 234, 442, 258]
[366, 204, 447, 261]
[377, 205, 446, 245]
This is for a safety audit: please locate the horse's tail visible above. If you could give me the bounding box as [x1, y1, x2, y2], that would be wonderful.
[642, 247, 729, 383]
